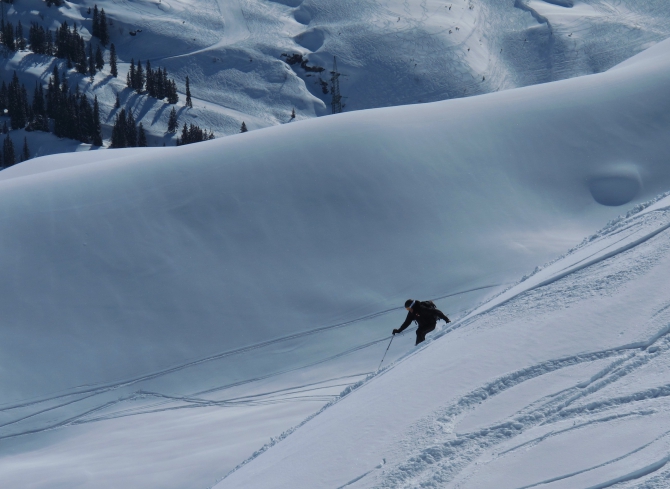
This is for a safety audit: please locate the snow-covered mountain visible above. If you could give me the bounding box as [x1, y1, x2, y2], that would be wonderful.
[1, 26, 670, 488]
[2, 0, 670, 158]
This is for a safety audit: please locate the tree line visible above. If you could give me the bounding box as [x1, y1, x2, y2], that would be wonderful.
[4, 20, 106, 81]
[176, 123, 215, 146]
[91, 5, 110, 46]
[0, 69, 102, 146]
[127, 59, 179, 103]
[0, 5, 218, 156]
[0, 133, 30, 170]
[110, 108, 147, 148]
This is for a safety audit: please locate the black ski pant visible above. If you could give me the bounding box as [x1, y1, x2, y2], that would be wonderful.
[416, 321, 437, 345]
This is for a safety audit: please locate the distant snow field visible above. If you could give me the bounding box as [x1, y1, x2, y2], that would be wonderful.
[1, 1, 670, 489]
[2, 0, 670, 155]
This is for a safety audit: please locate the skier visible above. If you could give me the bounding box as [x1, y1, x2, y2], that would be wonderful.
[393, 299, 450, 345]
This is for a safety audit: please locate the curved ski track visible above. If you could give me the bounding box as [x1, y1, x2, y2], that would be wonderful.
[346, 207, 670, 488]
[218, 202, 670, 488]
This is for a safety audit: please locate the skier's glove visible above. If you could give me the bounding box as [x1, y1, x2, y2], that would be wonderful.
[392, 329, 399, 335]
[445, 317, 451, 323]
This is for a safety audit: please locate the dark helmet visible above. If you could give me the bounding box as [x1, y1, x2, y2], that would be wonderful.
[404, 299, 415, 308]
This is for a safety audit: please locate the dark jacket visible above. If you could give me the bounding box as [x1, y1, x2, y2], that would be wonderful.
[396, 302, 450, 344]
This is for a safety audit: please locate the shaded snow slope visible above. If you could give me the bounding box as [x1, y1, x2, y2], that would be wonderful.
[2, 36, 670, 488]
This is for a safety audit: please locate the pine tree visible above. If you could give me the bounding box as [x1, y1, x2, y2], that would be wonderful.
[240, 121, 248, 133]
[115, 92, 120, 109]
[78, 94, 91, 143]
[185, 75, 192, 108]
[153, 67, 163, 99]
[16, 21, 26, 50]
[3, 21, 15, 51]
[167, 79, 178, 104]
[95, 45, 104, 71]
[31, 82, 48, 132]
[48, 66, 61, 116]
[32, 82, 45, 117]
[126, 111, 137, 147]
[88, 43, 96, 78]
[135, 59, 144, 92]
[92, 5, 100, 38]
[8, 72, 27, 129]
[127, 59, 135, 89]
[145, 60, 154, 97]
[109, 43, 118, 77]
[167, 106, 178, 133]
[46, 30, 54, 56]
[92, 95, 102, 146]
[99, 9, 109, 45]
[21, 137, 30, 161]
[22, 84, 32, 125]
[76, 38, 88, 74]
[177, 122, 188, 145]
[291, 107, 296, 120]
[51, 73, 67, 137]
[162, 68, 169, 99]
[110, 109, 127, 148]
[137, 122, 147, 147]
[3, 134, 15, 168]
[0, 81, 7, 113]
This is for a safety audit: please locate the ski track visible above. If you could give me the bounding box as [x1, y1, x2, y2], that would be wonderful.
[5, 192, 670, 485]
[211, 198, 670, 488]
[349, 208, 670, 488]
[370, 342, 670, 488]
[0, 285, 496, 442]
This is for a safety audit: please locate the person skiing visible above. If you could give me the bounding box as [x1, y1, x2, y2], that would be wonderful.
[393, 299, 450, 345]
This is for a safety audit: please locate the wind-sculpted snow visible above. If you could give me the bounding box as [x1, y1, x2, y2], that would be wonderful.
[3, 32, 670, 489]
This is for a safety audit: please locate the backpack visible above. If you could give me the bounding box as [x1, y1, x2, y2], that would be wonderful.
[419, 300, 436, 310]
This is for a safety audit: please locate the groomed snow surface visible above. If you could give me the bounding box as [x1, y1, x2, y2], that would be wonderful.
[2, 28, 670, 489]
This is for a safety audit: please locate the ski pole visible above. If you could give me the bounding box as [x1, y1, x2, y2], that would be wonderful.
[377, 335, 394, 371]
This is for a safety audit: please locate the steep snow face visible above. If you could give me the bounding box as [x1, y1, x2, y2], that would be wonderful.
[220, 190, 670, 489]
[2, 34, 670, 489]
[2, 0, 670, 151]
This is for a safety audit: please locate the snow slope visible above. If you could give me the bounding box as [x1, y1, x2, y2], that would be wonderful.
[3, 0, 670, 152]
[221, 190, 670, 489]
[1, 31, 670, 489]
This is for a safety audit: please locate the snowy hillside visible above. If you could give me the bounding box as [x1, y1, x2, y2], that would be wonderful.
[2, 0, 670, 158]
[221, 178, 670, 489]
[1, 22, 670, 489]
